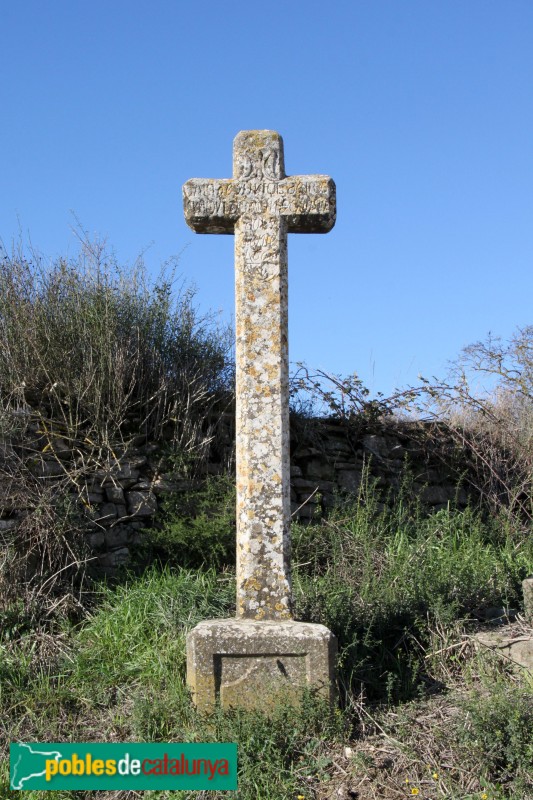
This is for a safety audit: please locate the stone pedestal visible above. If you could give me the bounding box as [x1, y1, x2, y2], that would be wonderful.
[186, 619, 337, 714]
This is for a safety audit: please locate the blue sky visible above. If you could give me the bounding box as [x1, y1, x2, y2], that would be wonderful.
[1, 1, 532, 397]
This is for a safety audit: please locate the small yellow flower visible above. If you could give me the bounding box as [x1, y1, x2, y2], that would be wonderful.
[481, 794, 488, 800]
[405, 778, 410, 784]
[297, 796, 305, 800]
[432, 772, 439, 780]
[411, 789, 420, 797]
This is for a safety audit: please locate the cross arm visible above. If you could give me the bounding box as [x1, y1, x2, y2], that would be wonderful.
[183, 178, 239, 234]
[281, 175, 336, 233]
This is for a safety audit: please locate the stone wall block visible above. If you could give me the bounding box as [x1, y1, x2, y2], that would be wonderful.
[105, 526, 131, 549]
[294, 446, 321, 458]
[323, 439, 352, 456]
[105, 486, 125, 504]
[152, 477, 179, 495]
[0, 407, 484, 576]
[131, 479, 152, 490]
[336, 470, 362, 493]
[127, 490, 157, 517]
[305, 458, 335, 481]
[31, 460, 65, 478]
[362, 434, 389, 460]
[292, 478, 321, 491]
[388, 443, 405, 460]
[84, 491, 104, 505]
[95, 502, 118, 523]
[315, 481, 335, 492]
[110, 466, 140, 488]
[333, 460, 364, 470]
[420, 486, 454, 506]
[98, 547, 130, 570]
[87, 530, 105, 549]
[297, 504, 317, 520]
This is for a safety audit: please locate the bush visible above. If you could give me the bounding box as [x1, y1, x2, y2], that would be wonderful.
[457, 681, 533, 796]
[0, 237, 234, 622]
[407, 326, 533, 525]
[0, 236, 233, 451]
[291, 327, 533, 527]
[145, 473, 236, 570]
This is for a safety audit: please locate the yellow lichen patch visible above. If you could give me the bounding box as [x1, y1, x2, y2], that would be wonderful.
[243, 577, 262, 592]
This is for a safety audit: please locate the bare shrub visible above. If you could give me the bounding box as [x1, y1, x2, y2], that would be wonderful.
[0, 235, 233, 454]
[0, 235, 234, 617]
[290, 327, 532, 526]
[409, 327, 533, 524]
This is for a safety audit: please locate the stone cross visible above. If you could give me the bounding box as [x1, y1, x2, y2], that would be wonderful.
[183, 131, 336, 621]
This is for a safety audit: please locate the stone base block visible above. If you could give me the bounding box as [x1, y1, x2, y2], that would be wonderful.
[186, 619, 337, 714]
[474, 628, 533, 673]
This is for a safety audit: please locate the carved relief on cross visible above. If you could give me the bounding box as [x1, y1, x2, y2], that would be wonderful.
[183, 131, 336, 620]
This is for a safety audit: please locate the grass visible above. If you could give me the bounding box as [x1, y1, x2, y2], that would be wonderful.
[1, 484, 532, 800]
[293, 476, 532, 704]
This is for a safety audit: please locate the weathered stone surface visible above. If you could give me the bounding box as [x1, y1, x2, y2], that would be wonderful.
[126, 490, 157, 517]
[474, 627, 533, 673]
[105, 525, 130, 548]
[109, 465, 140, 488]
[362, 434, 389, 460]
[84, 491, 104, 505]
[105, 486, 125, 504]
[131, 479, 152, 490]
[96, 502, 117, 522]
[183, 131, 337, 713]
[184, 130, 335, 621]
[186, 619, 337, 713]
[98, 547, 129, 570]
[337, 469, 362, 493]
[297, 503, 319, 520]
[87, 530, 105, 549]
[305, 458, 335, 480]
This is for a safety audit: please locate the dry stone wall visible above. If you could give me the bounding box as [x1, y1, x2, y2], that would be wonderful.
[289, 418, 470, 521]
[0, 410, 473, 574]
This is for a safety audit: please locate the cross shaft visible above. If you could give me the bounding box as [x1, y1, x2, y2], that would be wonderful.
[183, 130, 335, 620]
